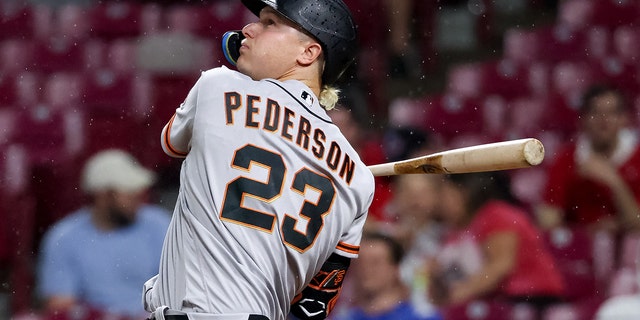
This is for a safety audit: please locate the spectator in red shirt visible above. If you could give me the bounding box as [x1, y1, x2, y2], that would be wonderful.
[536, 84, 640, 234]
[429, 172, 565, 317]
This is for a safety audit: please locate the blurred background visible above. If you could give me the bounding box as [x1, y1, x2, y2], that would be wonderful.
[1, 0, 640, 319]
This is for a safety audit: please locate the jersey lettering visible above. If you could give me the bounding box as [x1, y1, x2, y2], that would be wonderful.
[224, 93, 356, 184]
[221, 145, 337, 252]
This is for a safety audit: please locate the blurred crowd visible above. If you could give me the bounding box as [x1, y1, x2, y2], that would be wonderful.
[2, 0, 640, 319]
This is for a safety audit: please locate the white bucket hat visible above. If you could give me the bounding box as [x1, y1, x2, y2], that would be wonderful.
[81, 149, 156, 193]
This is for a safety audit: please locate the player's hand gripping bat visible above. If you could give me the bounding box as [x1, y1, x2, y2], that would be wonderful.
[367, 138, 544, 176]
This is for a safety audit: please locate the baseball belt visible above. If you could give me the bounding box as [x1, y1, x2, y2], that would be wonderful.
[148, 307, 269, 320]
[163, 315, 268, 320]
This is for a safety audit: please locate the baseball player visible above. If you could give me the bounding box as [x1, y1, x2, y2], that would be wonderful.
[142, 1, 375, 320]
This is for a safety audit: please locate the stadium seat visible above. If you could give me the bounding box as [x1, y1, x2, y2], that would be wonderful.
[0, 3, 34, 39]
[54, 4, 90, 40]
[420, 94, 484, 145]
[556, 0, 595, 31]
[543, 303, 581, 320]
[510, 166, 547, 208]
[478, 59, 532, 100]
[584, 26, 612, 60]
[543, 226, 598, 302]
[532, 25, 591, 63]
[32, 37, 85, 72]
[502, 28, 541, 64]
[183, 1, 251, 40]
[440, 300, 513, 320]
[0, 39, 35, 73]
[446, 63, 484, 99]
[0, 141, 36, 314]
[43, 72, 82, 109]
[590, 0, 639, 30]
[88, 2, 148, 39]
[0, 72, 42, 109]
[616, 232, 640, 274]
[480, 95, 508, 140]
[612, 25, 640, 64]
[504, 96, 547, 139]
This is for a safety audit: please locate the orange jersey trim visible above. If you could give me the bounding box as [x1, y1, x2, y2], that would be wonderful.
[163, 113, 189, 157]
[336, 241, 359, 255]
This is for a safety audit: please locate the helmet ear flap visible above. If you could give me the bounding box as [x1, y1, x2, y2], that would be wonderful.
[222, 31, 245, 66]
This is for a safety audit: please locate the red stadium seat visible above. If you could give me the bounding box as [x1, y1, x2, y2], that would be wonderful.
[80, 69, 151, 156]
[532, 25, 591, 63]
[612, 25, 640, 64]
[556, 0, 596, 31]
[543, 226, 598, 302]
[584, 26, 612, 60]
[478, 59, 532, 100]
[480, 95, 508, 140]
[441, 300, 513, 320]
[504, 96, 548, 139]
[0, 143, 37, 314]
[446, 62, 484, 99]
[88, 2, 146, 39]
[0, 3, 34, 39]
[181, 1, 251, 39]
[0, 39, 35, 73]
[54, 4, 91, 40]
[420, 94, 484, 145]
[0, 71, 42, 109]
[32, 37, 85, 72]
[43, 72, 82, 109]
[502, 28, 541, 64]
[590, 0, 639, 30]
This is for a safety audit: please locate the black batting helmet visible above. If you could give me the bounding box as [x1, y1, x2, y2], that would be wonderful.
[241, 0, 358, 85]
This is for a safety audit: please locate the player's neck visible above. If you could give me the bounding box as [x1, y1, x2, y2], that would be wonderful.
[278, 70, 322, 97]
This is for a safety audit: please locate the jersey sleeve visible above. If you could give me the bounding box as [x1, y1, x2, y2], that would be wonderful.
[160, 76, 201, 158]
[335, 210, 369, 259]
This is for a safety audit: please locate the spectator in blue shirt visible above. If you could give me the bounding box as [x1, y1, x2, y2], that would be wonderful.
[332, 231, 442, 320]
[37, 149, 171, 319]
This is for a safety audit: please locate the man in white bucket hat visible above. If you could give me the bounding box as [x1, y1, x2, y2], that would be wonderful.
[37, 149, 171, 319]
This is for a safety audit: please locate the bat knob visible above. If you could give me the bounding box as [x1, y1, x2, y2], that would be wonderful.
[523, 138, 545, 166]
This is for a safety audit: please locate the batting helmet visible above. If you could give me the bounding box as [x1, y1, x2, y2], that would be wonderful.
[241, 0, 358, 85]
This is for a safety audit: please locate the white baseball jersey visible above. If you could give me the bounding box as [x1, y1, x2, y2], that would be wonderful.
[144, 66, 375, 320]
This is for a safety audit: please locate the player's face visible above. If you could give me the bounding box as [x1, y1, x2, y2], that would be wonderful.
[353, 239, 400, 294]
[439, 181, 467, 228]
[237, 7, 314, 81]
[582, 92, 627, 151]
[106, 189, 145, 227]
[393, 175, 441, 225]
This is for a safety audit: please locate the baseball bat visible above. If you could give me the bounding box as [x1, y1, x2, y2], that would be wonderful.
[367, 138, 544, 176]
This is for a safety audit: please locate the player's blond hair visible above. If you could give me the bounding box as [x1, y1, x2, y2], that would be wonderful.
[319, 85, 340, 110]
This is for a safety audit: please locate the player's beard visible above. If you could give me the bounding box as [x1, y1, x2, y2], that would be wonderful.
[107, 205, 136, 228]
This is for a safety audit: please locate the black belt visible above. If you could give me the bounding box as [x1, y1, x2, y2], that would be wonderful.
[164, 315, 268, 320]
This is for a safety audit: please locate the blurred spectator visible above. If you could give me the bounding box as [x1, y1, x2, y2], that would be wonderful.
[430, 172, 565, 318]
[389, 174, 444, 317]
[333, 231, 442, 320]
[535, 84, 640, 234]
[327, 103, 391, 223]
[36, 149, 170, 319]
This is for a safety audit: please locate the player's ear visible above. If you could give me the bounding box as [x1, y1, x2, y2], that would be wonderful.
[297, 42, 323, 66]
